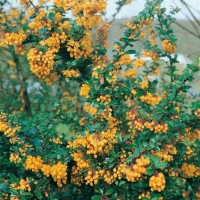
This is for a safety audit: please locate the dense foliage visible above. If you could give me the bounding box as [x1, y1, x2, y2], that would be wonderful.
[0, 0, 200, 199]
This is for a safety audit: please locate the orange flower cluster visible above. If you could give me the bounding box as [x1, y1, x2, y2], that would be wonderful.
[62, 69, 80, 81]
[144, 120, 168, 134]
[85, 170, 101, 186]
[0, 30, 27, 54]
[10, 179, 31, 192]
[0, 30, 26, 47]
[28, 9, 51, 34]
[124, 68, 137, 78]
[24, 155, 68, 187]
[140, 92, 161, 105]
[94, 22, 110, 47]
[194, 109, 200, 118]
[180, 163, 200, 178]
[125, 16, 153, 39]
[70, 151, 90, 171]
[67, 129, 117, 157]
[84, 102, 98, 115]
[132, 58, 145, 68]
[20, 0, 30, 6]
[138, 191, 150, 199]
[50, 162, 67, 187]
[67, 31, 92, 59]
[53, 0, 107, 29]
[126, 109, 138, 121]
[92, 64, 106, 78]
[10, 153, 22, 164]
[151, 144, 177, 162]
[149, 34, 156, 46]
[140, 81, 149, 89]
[27, 47, 57, 79]
[162, 40, 176, 54]
[127, 117, 168, 134]
[79, 84, 91, 98]
[42, 162, 68, 187]
[149, 172, 166, 192]
[142, 50, 160, 61]
[183, 128, 200, 142]
[97, 94, 111, 105]
[75, 1, 107, 29]
[124, 156, 150, 182]
[44, 72, 58, 85]
[24, 156, 43, 172]
[71, 167, 84, 186]
[115, 54, 131, 69]
[40, 32, 68, 49]
[0, 113, 20, 140]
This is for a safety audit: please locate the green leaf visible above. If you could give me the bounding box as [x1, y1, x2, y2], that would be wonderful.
[149, 155, 160, 166]
[124, 142, 138, 149]
[122, 134, 131, 142]
[146, 168, 154, 175]
[109, 161, 116, 169]
[107, 64, 115, 71]
[119, 37, 129, 42]
[175, 178, 183, 186]
[9, 174, 18, 182]
[55, 55, 62, 59]
[110, 150, 116, 157]
[0, 184, 7, 191]
[20, 192, 32, 196]
[96, 69, 103, 74]
[126, 153, 133, 165]
[108, 100, 118, 106]
[118, 181, 126, 186]
[54, 28, 61, 33]
[36, 179, 46, 188]
[137, 75, 144, 82]
[92, 194, 101, 200]
[29, 13, 36, 19]
[155, 162, 168, 169]
[179, 113, 190, 121]
[22, 25, 28, 32]
[125, 50, 136, 54]
[34, 190, 43, 199]
[117, 132, 122, 142]
[142, 142, 148, 148]
[105, 188, 114, 195]
[136, 89, 144, 98]
[134, 147, 141, 158]
[151, 79, 158, 88]
[105, 157, 115, 163]
[48, 12, 55, 20]
[38, 27, 48, 34]
[9, 189, 19, 196]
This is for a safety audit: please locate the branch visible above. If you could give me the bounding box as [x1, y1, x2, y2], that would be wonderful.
[181, 0, 200, 33]
[109, 0, 129, 24]
[14, 54, 32, 117]
[180, 0, 200, 16]
[173, 21, 200, 40]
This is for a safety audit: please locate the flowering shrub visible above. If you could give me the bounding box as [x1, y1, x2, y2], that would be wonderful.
[0, 0, 200, 199]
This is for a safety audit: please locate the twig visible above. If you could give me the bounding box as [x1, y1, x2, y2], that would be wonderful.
[14, 54, 32, 117]
[173, 21, 200, 40]
[181, 0, 200, 33]
[180, 0, 200, 15]
[109, 0, 129, 24]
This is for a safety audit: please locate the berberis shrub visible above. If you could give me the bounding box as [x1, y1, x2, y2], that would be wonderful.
[0, 0, 200, 199]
